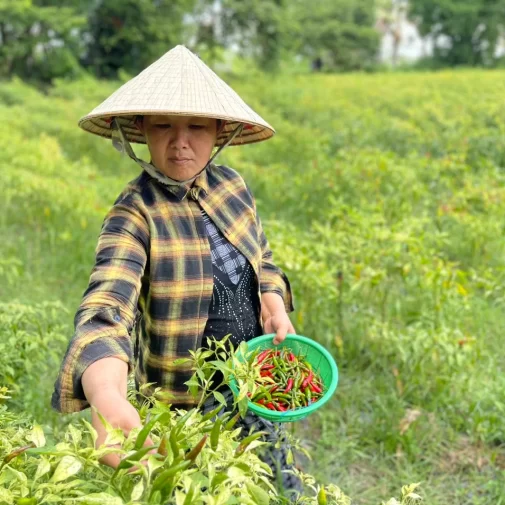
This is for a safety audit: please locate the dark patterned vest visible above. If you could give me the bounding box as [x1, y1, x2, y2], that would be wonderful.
[201, 210, 262, 347]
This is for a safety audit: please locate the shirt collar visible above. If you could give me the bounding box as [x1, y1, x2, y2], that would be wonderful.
[144, 163, 211, 202]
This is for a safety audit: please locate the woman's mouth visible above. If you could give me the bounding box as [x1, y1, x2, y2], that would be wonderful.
[169, 158, 191, 165]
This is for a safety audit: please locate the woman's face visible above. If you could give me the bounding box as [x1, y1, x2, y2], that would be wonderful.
[137, 115, 219, 181]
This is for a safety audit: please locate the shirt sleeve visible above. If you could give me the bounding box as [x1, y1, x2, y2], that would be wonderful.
[255, 212, 294, 313]
[51, 193, 149, 413]
[242, 178, 293, 313]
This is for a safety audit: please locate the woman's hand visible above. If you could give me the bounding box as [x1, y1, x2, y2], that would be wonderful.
[90, 389, 155, 469]
[261, 292, 295, 345]
[263, 312, 296, 345]
[82, 357, 155, 469]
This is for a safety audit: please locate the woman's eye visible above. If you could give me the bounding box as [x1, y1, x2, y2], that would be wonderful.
[155, 124, 171, 129]
[190, 124, 205, 130]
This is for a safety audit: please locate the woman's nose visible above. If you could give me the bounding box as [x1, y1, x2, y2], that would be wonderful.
[170, 127, 189, 148]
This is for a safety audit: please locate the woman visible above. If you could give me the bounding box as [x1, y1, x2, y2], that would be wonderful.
[52, 45, 301, 493]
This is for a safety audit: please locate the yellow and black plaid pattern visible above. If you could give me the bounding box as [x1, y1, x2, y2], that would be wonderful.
[51, 164, 293, 413]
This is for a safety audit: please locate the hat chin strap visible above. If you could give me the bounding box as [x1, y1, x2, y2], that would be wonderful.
[111, 119, 244, 187]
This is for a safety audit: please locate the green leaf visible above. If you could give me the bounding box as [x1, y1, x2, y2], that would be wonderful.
[213, 390, 227, 406]
[26, 446, 58, 455]
[0, 487, 13, 504]
[73, 493, 124, 504]
[82, 420, 98, 446]
[237, 382, 249, 402]
[28, 424, 45, 448]
[196, 368, 206, 383]
[245, 482, 270, 505]
[67, 423, 82, 446]
[131, 480, 145, 501]
[41, 494, 63, 503]
[210, 472, 229, 490]
[103, 427, 125, 447]
[2, 466, 28, 488]
[238, 396, 248, 418]
[34, 457, 51, 482]
[50, 455, 82, 483]
[238, 341, 249, 356]
[286, 448, 294, 465]
[172, 358, 191, 366]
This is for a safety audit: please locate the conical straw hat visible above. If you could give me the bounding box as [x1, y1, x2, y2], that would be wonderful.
[79, 45, 275, 147]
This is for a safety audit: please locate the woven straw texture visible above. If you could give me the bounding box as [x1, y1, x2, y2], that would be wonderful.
[78, 45, 275, 147]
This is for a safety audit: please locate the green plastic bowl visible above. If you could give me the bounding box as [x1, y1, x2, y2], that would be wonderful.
[228, 334, 339, 422]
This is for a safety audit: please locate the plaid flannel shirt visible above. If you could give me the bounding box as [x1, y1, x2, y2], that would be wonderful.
[51, 164, 293, 413]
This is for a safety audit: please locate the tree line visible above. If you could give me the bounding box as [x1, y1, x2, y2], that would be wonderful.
[0, 0, 504, 83]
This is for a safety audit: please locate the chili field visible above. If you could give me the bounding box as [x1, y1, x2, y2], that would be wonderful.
[2, 68, 505, 503]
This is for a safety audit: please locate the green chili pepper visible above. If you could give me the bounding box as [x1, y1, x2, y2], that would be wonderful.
[272, 392, 293, 401]
[113, 445, 158, 477]
[254, 386, 272, 401]
[158, 434, 168, 456]
[201, 404, 224, 422]
[150, 460, 192, 493]
[276, 368, 287, 383]
[135, 412, 170, 450]
[169, 428, 179, 458]
[210, 418, 222, 450]
[176, 409, 194, 428]
[304, 386, 312, 403]
[224, 412, 241, 431]
[234, 431, 266, 457]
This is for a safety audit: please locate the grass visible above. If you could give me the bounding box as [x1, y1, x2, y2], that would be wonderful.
[2, 69, 505, 503]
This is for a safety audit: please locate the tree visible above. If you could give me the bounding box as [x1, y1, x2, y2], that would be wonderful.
[212, 0, 380, 72]
[0, 0, 85, 82]
[218, 0, 290, 72]
[84, 0, 197, 78]
[409, 0, 505, 66]
[290, 0, 380, 72]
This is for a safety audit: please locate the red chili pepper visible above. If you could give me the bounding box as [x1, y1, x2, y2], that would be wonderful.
[288, 352, 296, 362]
[310, 383, 322, 394]
[257, 349, 271, 364]
[260, 364, 275, 371]
[257, 398, 266, 405]
[302, 370, 313, 390]
[266, 402, 276, 410]
[277, 403, 288, 412]
[285, 378, 294, 393]
[260, 370, 274, 378]
[269, 385, 279, 394]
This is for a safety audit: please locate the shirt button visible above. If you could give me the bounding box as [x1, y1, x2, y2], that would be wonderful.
[114, 314, 121, 322]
